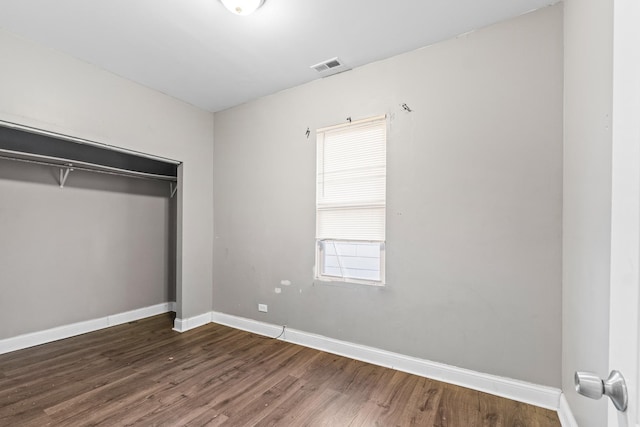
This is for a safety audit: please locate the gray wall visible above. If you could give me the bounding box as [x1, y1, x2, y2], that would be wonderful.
[213, 5, 563, 387]
[0, 158, 176, 339]
[562, 0, 613, 425]
[0, 27, 214, 322]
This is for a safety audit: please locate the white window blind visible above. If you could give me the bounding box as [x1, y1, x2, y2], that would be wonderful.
[316, 115, 386, 242]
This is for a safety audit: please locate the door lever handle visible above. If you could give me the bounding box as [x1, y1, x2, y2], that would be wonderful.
[575, 370, 628, 412]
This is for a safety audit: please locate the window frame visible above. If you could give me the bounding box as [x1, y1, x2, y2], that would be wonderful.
[314, 115, 387, 286]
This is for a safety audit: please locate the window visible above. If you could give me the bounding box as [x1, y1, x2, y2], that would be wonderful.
[315, 115, 386, 285]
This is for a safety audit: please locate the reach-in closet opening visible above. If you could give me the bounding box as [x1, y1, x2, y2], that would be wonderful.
[0, 121, 180, 339]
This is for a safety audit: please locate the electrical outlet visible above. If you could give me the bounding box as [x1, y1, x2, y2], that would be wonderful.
[258, 304, 268, 313]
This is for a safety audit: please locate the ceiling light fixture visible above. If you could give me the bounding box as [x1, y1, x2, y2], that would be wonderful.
[220, 0, 265, 16]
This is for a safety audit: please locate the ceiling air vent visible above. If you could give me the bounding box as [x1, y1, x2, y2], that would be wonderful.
[310, 57, 343, 73]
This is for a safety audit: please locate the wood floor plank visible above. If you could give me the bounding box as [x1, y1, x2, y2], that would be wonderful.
[394, 376, 445, 426]
[307, 362, 414, 426]
[478, 391, 511, 426]
[48, 377, 169, 426]
[435, 382, 483, 426]
[218, 375, 304, 426]
[348, 370, 421, 426]
[0, 313, 561, 426]
[263, 387, 347, 426]
[252, 382, 344, 426]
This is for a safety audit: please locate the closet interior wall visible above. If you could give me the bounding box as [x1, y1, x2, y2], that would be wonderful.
[0, 157, 176, 339]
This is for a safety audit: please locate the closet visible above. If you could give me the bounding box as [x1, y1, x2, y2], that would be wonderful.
[0, 122, 178, 340]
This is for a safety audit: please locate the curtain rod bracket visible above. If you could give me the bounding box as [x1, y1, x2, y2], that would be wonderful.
[59, 164, 73, 188]
[400, 103, 413, 112]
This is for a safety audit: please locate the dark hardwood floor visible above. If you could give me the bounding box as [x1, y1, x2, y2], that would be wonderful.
[0, 314, 560, 426]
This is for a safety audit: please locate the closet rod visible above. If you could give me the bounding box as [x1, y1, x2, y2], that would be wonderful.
[0, 149, 177, 183]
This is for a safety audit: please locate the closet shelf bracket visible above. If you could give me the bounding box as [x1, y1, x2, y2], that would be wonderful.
[170, 182, 178, 198]
[59, 164, 73, 188]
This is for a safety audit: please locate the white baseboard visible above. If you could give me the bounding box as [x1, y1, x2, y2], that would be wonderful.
[173, 311, 212, 333]
[210, 311, 561, 411]
[0, 302, 175, 355]
[211, 311, 281, 337]
[109, 301, 175, 327]
[558, 394, 579, 427]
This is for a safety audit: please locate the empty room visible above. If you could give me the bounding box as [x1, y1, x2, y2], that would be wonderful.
[0, 0, 638, 426]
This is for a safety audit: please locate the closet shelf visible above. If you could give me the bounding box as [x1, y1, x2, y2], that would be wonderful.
[0, 121, 179, 187]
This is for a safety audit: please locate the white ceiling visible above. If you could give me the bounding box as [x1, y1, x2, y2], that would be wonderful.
[0, 0, 557, 112]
